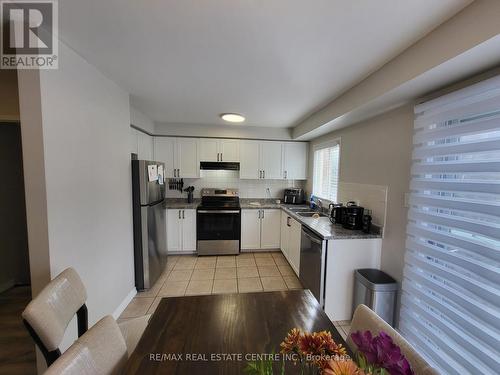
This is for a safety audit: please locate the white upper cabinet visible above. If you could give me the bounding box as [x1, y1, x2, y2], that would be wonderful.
[240, 140, 283, 180]
[176, 138, 199, 178]
[240, 140, 261, 179]
[154, 137, 199, 178]
[283, 142, 308, 180]
[260, 141, 283, 179]
[199, 139, 240, 162]
[137, 131, 154, 160]
[199, 138, 219, 162]
[154, 137, 176, 178]
[219, 139, 240, 162]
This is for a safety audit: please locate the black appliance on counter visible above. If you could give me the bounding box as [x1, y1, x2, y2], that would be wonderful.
[329, 203, 346, 225]
[197, 188, 241, 256]
[283, 188, 305, 204]
[343, 201, 364, 230]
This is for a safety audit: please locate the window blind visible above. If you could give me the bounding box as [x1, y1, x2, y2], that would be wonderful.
[312, 142, 340, 202]
[400, 75, 500, 374]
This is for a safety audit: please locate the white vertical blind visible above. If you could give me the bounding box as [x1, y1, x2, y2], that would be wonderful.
[400, 76, 500, 375]
[312, 142, 340, 202]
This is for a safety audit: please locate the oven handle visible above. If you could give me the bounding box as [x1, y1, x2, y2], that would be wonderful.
[197, 210, 240, 214]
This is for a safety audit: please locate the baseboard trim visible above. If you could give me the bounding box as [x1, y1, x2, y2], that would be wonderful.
[113, 287, 137, 320]
[0, 279, 15, 294]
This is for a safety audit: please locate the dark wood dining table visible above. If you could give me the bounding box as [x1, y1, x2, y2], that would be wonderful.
[124, 290, 352, 374]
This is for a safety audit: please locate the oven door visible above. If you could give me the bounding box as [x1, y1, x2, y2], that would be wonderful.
[197, 210, 241, 255]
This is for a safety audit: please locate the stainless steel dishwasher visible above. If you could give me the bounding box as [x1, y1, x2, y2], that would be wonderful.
[299, 226, 327, 308]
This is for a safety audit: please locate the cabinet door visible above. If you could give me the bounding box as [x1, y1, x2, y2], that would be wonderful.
[137, 132, 154, 160]
[129, 128, 138, 155]
[176, 138, 199, 178]
[260, 209, 281, 249]
[154, 137, 176, 178]
[284, 142, 308, 180]
[199, 138, 218, 162]
[219, 139, 240, 162]
[241, 209, 261, 249]
[288, 219, 302, 276]
[260, 142, 283, 179]
[166, 209, 182, 252]
[280, 212, 290, 257]
[239, 141, 260, 179]
[181, 209, 197, 252]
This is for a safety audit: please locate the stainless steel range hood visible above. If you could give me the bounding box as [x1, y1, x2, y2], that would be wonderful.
[200, 161, 240, 171]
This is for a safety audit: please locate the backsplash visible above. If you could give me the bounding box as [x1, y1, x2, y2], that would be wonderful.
[337, 182, 388, 227]
[165, 170, 306, 199]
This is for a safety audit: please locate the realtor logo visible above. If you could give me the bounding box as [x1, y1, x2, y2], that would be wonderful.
[1, 0, 58, 69]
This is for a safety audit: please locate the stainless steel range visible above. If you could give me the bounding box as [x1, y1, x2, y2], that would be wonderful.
[197, 188, 241, 256]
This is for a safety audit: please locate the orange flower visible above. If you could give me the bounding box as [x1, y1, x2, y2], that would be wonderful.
[323, 359, 366, 375]
[280, 328, 302, 354]
[317, 331, 348, 357]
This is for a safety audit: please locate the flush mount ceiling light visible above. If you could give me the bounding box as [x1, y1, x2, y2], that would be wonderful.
[220, 113, 245, 123]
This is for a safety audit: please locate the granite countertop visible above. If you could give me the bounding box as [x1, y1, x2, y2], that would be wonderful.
[163, 198, 200, 209]
[240, 199, 382, 240]
[240, 198, 282, 209]
[164, 198, 382, 240]
[281, 205, 382, 240]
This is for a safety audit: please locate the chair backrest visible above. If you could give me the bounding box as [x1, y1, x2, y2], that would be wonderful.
[347, 304, 440, 375]
[44, 315, 128, 375]
[22, 268, 88, 365]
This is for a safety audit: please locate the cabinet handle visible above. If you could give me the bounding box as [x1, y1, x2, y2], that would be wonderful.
[263, 170, 265, 179]
[177, 168, 180, 177]
[220, 153, 223, 161]
[258, 210, 261, 219]
[178, 210, 181, 219]
[217, 153, 219, 162]
[262, 210, 265, 219]
[284, 170, 287, 179]
[182, 210, 185, 219]
[287, 216, 291, 227]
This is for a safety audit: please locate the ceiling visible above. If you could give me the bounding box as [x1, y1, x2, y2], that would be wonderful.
[59, 0, 472, 128]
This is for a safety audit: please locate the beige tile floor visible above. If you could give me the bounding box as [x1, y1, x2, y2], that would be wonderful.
[119, 252, 351, 333]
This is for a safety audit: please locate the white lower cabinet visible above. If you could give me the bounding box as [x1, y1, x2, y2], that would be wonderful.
[280, 211, 301, 276]
[324, 238, 382, 321]
[241, 209, 281, 250]
[166, 209, 196, 253]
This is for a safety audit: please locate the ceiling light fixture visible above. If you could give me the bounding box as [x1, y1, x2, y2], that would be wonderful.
[220, 113, 245, 123]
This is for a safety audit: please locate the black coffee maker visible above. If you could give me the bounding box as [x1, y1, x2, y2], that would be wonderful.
[329, 203, 346, 225]
[342, 201, 364, 230]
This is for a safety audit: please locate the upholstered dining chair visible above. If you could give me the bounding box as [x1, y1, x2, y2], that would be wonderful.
[22, 268, 150, 366]
[43, 315, 128, 375]
[347, 304, 440, 375]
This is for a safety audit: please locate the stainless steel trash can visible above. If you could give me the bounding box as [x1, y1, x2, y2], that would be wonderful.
[353, 269, 398, 327]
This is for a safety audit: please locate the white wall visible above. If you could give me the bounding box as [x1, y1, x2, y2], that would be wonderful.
[130, 106, 155, 133]
[19, 42, 135, 350]
[306, 105, 413, 284]
[155, 122, 292, 140]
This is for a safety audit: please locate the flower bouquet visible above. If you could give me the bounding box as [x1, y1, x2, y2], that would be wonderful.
[244, 328, 414, 375]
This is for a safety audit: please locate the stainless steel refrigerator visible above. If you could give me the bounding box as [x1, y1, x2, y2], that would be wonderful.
[132, 159, 167, 290]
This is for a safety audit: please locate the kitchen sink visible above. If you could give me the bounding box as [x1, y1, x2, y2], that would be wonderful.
[287, 207, 312, 212]
[297, 212, 328, 218]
